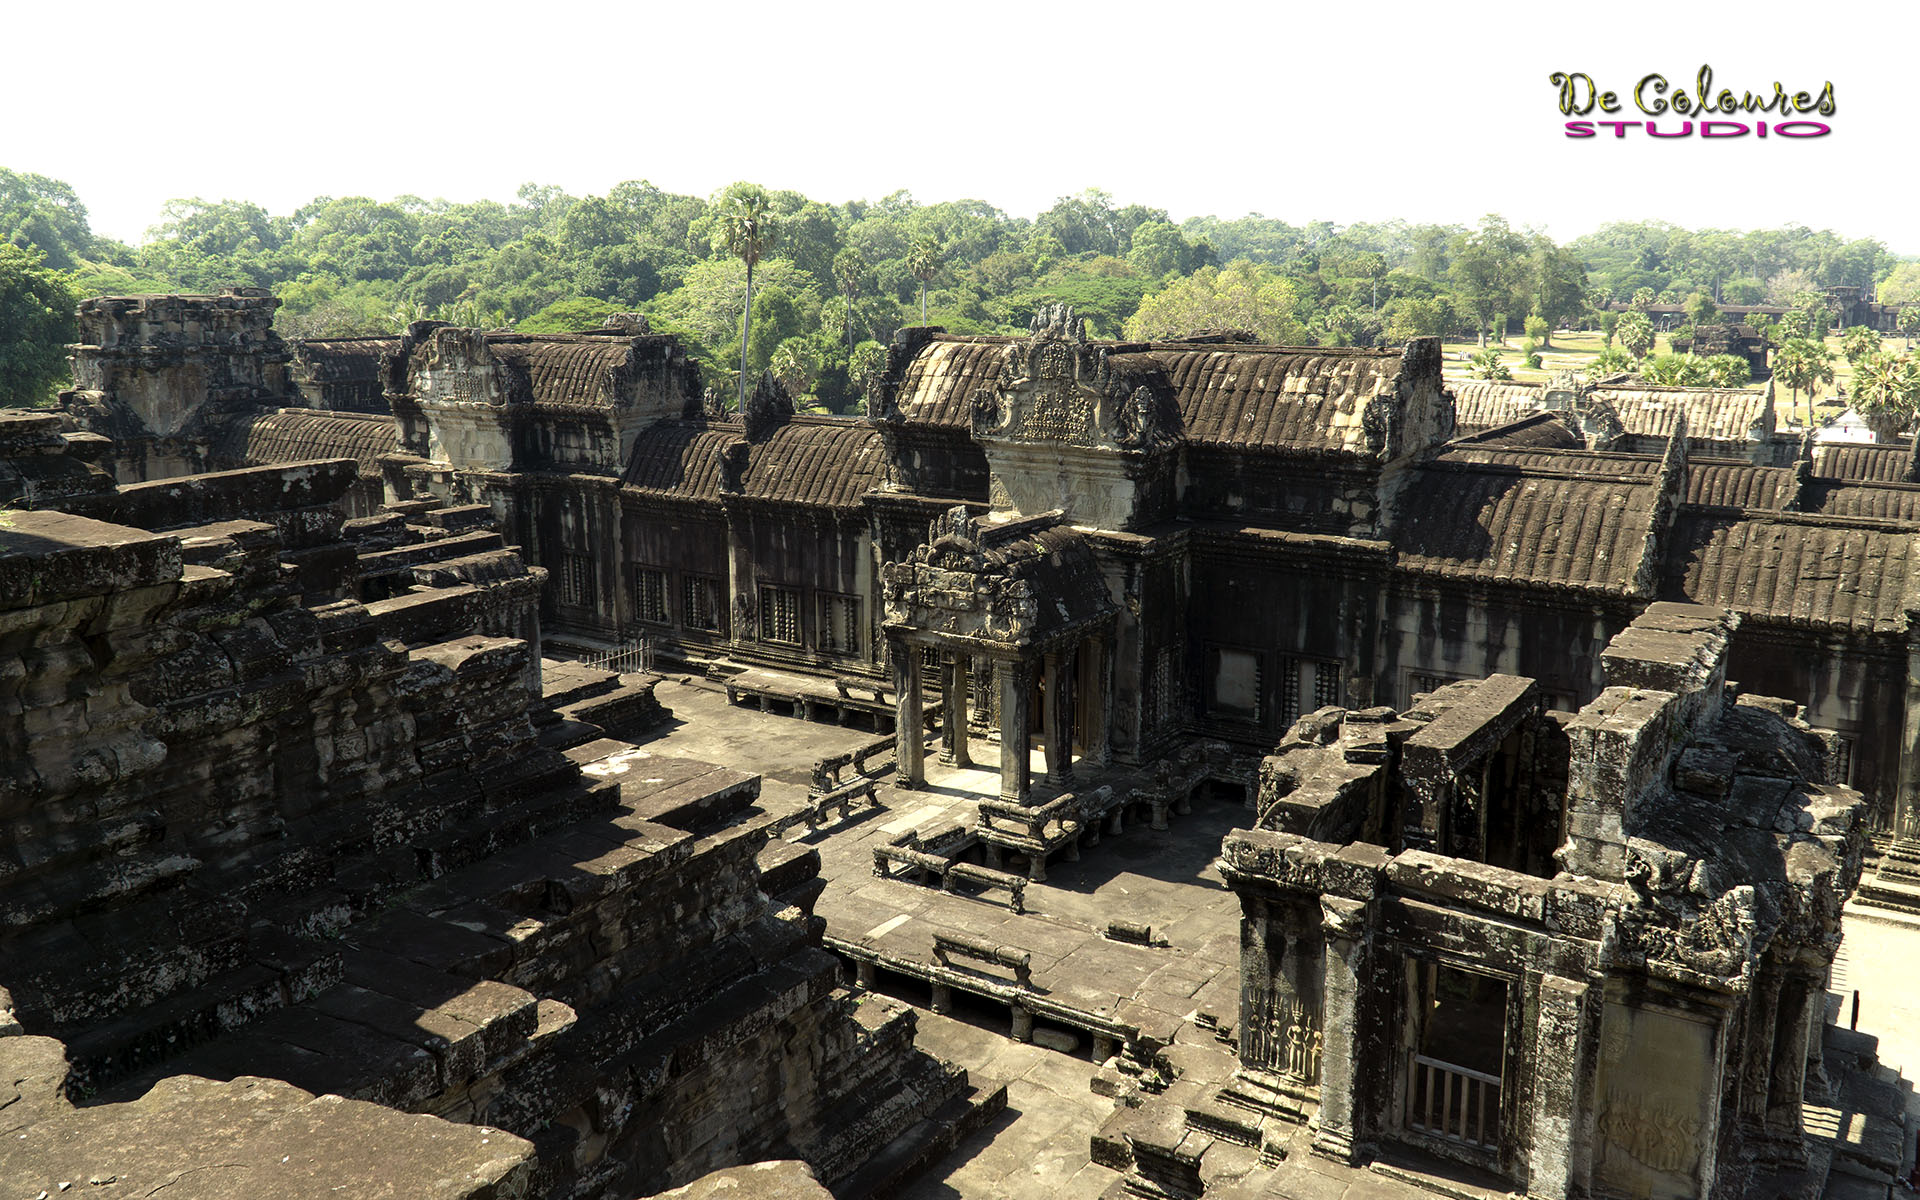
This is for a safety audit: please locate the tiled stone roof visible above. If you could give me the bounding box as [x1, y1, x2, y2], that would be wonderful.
[220, 409, 399, 474]
[1450, 380, 1545, 432]
[894, 337, 1018, 427]
[484, 336, 653, 408]
[1683, 462, 1792, 510]
[1434, 445, 1661, 476]
[1665, 514, 1916, 633]
[893, 335, 1426, 454]
[1811, 442, 1914, 483]
[1393, 463, 1660, 593]
[1593, 383, 1773, 443]
[1800, 480, 1920, 523]
[624, 416, 885, 510]
[292, 338, 402, 383]
[1134, 345, 1407, 453]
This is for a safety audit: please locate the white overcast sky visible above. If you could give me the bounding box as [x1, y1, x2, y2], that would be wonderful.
[6, 0, 1916, 251]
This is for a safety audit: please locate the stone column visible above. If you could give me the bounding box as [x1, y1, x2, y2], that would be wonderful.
[1087, 633, 1114, 768]
[1739, 967, 1783, 1129]
[1526, 975, 1594, 1200]
[940, 654, 971, 768]
[1311, 896, 1371, 1165]
[971, 656, 994, 738]
[893, 638, 924, 789]
[722, 502, 753, 652]
[999, 657, 1035, 803]
[1865, 626, 1920, 903]
[1899, 627, 1920, 841]
[1766, 968, 1820, 1140]
[1011, 1002, 1034, 1043]
[1044, 648, 1075, 786]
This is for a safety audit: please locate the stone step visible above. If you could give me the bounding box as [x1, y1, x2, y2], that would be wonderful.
[826, 1073, 1007, 1200]
[757, 838, 822, 904]
[552, 678, 671, 740]
[411, 776, 623, 881]
[538, 660, 625, 709]
[70, 928, 344, 1096]
[1184, 1093, 1264, 1150]
[535, 715, 606, 752]
[1829, 1068, 1910, 1182]
[96, 943, 555, 1117]
[6, 904, 254, 1036]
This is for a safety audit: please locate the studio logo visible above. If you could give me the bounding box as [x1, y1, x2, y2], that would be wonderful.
[1550, 66, 1833, 139]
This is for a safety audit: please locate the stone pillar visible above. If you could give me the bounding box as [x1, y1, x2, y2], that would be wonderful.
[999, 657, 1034, 803]
[1898, 628, 1920, 842]
[1767, 969, 1819, 1140]
[1011, 1002, 1034, 1043]
[855, 960, 876, 989]
[971, 656, 994, 737]
[723, 504, 753, 652]
[1739, 967, 1783, 1129]
[1526, 975, 1594, 1200]
[893, 639, 924, 789]
[1087, 633, 1114, 768]
[931, 982, 952, 1015]
[1311, 897, 1371, 1165]
[939, 654, 971, 768]
[1865, 627, 1920, 903]
[1044, 648, 1074, 786]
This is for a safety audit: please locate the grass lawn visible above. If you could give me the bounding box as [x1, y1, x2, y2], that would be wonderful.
[1439, 328, 1642, 385]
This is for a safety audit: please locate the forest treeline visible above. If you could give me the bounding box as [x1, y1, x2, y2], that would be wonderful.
[2, 166, 1915, 410]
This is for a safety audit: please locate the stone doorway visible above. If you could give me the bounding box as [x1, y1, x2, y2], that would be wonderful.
[1404, 961, 1508, 1159]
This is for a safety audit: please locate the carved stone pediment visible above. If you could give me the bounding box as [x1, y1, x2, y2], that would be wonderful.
[883, 507, 1113, 648]
[971, 304, 1178, 453]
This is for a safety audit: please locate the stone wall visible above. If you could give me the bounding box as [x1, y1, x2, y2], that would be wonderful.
[0, 422, 973, 1197]
[1208, 603, 1870, 1199]
[62, 290, 290, 484]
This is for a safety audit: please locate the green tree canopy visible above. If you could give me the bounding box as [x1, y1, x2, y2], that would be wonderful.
[1124, 261, 1309, 344]
[0, 169, 98, 272]
[1850, 351, 1920, 441]
[1449, 216, 1530, 346]
[0, 243, 79, 408]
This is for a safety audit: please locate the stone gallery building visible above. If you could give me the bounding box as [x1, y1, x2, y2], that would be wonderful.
[1198, 604, 1869, 1199]
[308, 305, 1915, 848]
[51, 292, 1920, 872]
[21, 290, 1916, 1197]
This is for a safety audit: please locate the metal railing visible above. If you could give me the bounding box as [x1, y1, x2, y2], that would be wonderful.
[1407, 1054, 1501, 1150]
[584, 636, 653, 676]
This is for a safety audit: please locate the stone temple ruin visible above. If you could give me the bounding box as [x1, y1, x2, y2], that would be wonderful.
[1, 291, 1915, 1199]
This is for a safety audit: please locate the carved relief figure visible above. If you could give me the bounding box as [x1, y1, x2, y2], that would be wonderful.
[1599, 1087, 1704, 1176]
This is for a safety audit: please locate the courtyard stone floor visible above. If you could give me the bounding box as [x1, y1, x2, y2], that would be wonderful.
[626, 672, 1920, 1199]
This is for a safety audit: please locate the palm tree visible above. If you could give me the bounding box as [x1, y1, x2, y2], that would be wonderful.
[1851, 351, 1920, 442]
[907, 235, 940, 326]
[712, 183, 778, 411]
[1897, 306, 1920, 354]
[832, 247, 866, 360]
[1617, 310, 1654, 361]
[1773, 337, 1833, 429]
